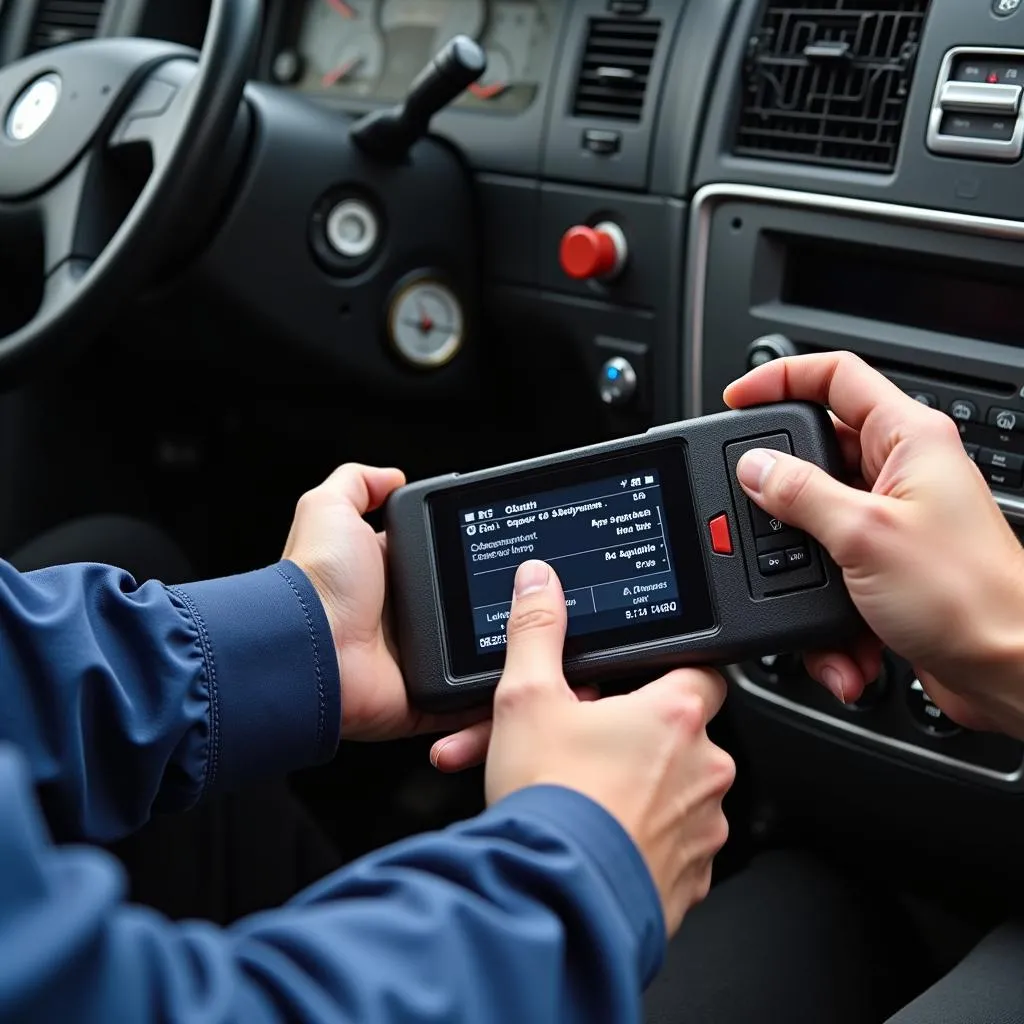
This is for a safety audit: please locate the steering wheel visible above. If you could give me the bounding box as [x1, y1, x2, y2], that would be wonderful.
[0, 0, 261, 381]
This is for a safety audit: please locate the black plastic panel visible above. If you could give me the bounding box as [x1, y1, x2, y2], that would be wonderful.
[691, 193, 1024, 419]
[541, 0, 687, 190]
[690, 0, 1024, 220]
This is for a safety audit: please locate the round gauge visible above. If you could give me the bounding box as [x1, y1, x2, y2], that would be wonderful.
[297, 0, 385, 93]
[388, 279, 464, 368]
[320, 33, 386, 92]
[380, 0, 488, 43]
[469, 47, 512, 100]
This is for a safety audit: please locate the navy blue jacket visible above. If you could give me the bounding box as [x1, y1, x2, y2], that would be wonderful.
[0, 559, 665, 1022]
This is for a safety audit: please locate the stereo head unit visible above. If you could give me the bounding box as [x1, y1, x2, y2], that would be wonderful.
[386, 402, 861, 711]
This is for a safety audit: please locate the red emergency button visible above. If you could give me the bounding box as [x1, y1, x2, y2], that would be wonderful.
[559, 221, 627, 281]
[709, 514, 733, 555]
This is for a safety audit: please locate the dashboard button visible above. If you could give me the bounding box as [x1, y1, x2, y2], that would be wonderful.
[582, 129, 621, 156]
[749, 502, 788, 539]
[785, 546, 809, 568]
[984, 466, 1023, 489]
[907, 391, 938, 408]
[907, 678, 961, 736]
[964, 443, 980, 462]
[993, 0, 1022, 17]
[708, 514, 733, 555]
[949, 398, 978, 422]
[758, 551, 786, 575]
[559, 222, 627, 281]
[987, 407, 1024, 432]
[980, 448, 1024, 472]
[597, 357, 637, 406]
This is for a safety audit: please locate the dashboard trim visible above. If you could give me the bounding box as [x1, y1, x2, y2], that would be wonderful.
[686, 183, 1024, 527]
[686, 182, 1024, 788]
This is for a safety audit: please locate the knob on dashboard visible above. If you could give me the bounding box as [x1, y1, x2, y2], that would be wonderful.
[559, 221, 628, 281]
[746, 334, 797, 371]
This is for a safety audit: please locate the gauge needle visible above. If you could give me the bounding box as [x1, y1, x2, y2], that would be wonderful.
[325, 0, 356, 17]
[469, 82, 508, 100]
[322, 56, 362, 88]
[416, 303, 435, 333]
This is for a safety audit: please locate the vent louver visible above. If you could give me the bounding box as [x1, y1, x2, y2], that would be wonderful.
[29, 0, 105, 52]
[735, 0, 931, 172]
[572, 18, 662, 122]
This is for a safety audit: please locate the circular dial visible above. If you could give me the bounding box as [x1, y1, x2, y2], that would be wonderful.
[380, 0, 488, 44]
[388, 279, 464, 367]
[298, 0, 385, 94]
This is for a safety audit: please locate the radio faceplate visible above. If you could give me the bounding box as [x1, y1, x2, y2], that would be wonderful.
[686, 183, 1024, 786]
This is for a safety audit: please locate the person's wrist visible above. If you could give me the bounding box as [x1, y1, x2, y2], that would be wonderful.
[939, 547, 1024, 737]
[285, 558, 345, 731]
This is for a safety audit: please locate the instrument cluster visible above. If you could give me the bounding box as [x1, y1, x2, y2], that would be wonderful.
[279, 0, 557, 115]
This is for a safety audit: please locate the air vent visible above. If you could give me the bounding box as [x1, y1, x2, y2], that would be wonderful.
[572, 18, 661, 122]
[735, 0, 931, 172]
[29, 0, 105, 52]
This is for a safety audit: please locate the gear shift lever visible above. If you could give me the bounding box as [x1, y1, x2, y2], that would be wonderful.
[351, 36, 486, 162]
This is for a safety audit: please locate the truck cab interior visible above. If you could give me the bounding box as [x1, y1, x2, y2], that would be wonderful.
[3, 0, 1024, 1016]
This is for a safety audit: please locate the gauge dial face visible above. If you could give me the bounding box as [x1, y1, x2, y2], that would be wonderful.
[380, 0, 488, 43]
[388, 279, 464, 368]
[298, 0, 386, 94]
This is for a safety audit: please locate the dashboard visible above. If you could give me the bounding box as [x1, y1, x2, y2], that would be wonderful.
[5, 0, 1024, 895]
[279, 0, 557, 115]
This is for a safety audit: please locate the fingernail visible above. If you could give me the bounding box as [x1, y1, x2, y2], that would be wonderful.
[514, 560, 550, 598]
[737, 450, 778, 494]
[821, 666, 846, 704]
[430, 738, 453, 769]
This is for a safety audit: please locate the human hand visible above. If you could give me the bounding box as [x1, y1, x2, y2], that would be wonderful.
[283, 464, 484, 752]
[724, 351, 1024, 738]
[479, 559, 735, 935]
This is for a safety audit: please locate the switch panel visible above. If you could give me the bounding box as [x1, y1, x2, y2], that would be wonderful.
[927, 47, 1024, 161]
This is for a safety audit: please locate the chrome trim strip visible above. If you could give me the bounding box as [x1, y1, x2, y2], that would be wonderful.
[687, 183, 1024, 785]
[730, 665, 1024, 787]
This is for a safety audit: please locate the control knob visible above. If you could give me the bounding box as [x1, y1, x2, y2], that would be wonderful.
[746, 334, 797, 371]
[598, 356, 637, 406]
[559, 221, 628, 281]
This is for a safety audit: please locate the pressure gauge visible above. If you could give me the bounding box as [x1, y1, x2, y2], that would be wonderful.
[388, 278, 464, 368]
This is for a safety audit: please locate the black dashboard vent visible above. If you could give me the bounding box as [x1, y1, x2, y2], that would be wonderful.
[29, 0, 105, 52]
[735, 0, 931, 172]
[572, 18, 662, 122]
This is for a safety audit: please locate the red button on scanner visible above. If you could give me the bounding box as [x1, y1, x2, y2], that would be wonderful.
[558, 222, 627, 281]
[709, 514, 733, 555]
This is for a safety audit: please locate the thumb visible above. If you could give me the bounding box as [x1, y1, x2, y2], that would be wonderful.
[495, 560, 572, 706]
[735, 448, 872, 556]
[322, 464, 406, 516]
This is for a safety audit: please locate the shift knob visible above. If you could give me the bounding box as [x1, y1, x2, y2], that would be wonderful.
[351, 36, 486, 161]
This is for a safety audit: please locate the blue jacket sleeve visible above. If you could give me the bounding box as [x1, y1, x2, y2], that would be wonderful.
[0, 558, 340, 842]
[0, 758, 665, 1023]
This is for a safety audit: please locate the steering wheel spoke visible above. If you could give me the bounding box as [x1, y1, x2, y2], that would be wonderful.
[40, 257, 93, 317]
[108, 72, 191, 176]
[36, 151, 106, 277]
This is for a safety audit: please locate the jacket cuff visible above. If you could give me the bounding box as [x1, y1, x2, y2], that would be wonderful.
[170, 560, 340, 797]
[491, 785, 666, 985]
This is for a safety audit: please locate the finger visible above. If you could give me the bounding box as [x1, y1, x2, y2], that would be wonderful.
[829, 412, 863, 476]
[723, 351, 922, 438]
[734, 448, 892, 560]
[635, 668, 728, 725]
[429, 687, 598, 773]
[495, 560, 573, 704]
[804, 650, 868, 704]
[852, 633, 885, 684]
[431, 719, 492, 773]
[322, 464, 406, 516]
